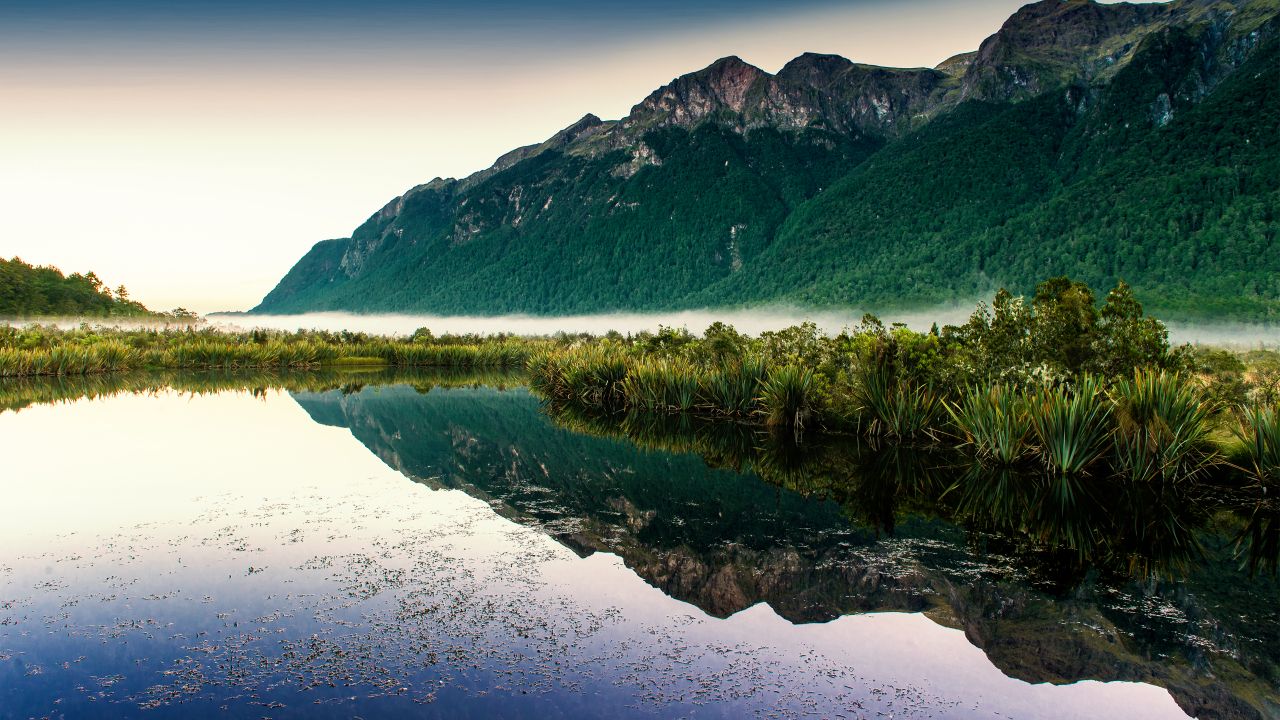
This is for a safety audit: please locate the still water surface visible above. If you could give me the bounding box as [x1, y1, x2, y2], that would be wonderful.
[1, 371, 1276, 718]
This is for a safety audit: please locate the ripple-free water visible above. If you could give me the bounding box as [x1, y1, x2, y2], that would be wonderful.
[0, 375, 1273, 718]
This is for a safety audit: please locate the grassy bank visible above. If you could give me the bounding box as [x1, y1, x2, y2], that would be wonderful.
[0, 325, 546, 377]
[0, 366, 525, 414]
[5, 277, 1280, 487]
[528, 279, 1280, 488]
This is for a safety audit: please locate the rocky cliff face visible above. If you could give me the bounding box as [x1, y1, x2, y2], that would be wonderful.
[253, 0, 1280, 320]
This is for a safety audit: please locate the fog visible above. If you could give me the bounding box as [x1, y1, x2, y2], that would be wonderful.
[8, 308, 1280, 348]
[210, 308, 1280, 347]
[209, 306, 981, 338]
[1163, 322, 1280, 349]
[0, 317, 202, 331]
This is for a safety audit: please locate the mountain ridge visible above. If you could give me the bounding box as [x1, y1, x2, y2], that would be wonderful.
[255, 0, 1280, 320]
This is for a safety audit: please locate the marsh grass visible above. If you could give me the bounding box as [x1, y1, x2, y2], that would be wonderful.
[1234, 406, 1280, 488]
[1110, 369, 1218, 483]
[1029, 376, 1112, 475]
[948, 384, 1032, 465]
[0, 327, 536, 377]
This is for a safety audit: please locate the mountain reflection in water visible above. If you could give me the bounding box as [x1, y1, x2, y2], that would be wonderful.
[291, 378, 1280, 720]
[0, 369, 1276, 719]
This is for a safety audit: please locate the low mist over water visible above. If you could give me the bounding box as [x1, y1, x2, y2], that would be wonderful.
[213, 305, 979, 337]
[6, 306, 1278, 348]
[214, 307, 1280, 347]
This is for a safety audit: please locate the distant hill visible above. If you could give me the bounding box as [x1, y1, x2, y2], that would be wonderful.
[255, 0, 1280, 321]
[0, 257, 155, 317]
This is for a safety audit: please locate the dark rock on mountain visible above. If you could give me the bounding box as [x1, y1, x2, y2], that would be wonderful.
[255, 0, 1280, 321]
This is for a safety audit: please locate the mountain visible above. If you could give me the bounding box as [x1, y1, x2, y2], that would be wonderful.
[255, 0, 1280, 321]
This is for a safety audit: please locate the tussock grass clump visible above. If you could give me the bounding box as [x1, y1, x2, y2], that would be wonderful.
[949, 384, 1031, 465]
[1110, 369, 1218, 483]
[1029, 376, 1112, 475]
[853, 366, 944, 440]
[758, 365, 814, 429]
[1234, 406, 1280, 489]
[622, 359, 700, 412]
[700, 358, 766, 417]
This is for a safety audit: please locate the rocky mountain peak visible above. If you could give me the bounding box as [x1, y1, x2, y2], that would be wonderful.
[959, 0, 1178, 100]
[623, 56, 766, 129]
[777, 52, 856, 87]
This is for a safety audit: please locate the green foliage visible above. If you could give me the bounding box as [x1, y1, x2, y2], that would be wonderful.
[851, 363, 945, 440]
[948, 384, 1032, 465]
[0, 325, 540, 377]
[1029, 376, 1113, 475]
[1091, 281, 1172, 376]
[758, 364, 814, 429]
[0, 258, 156, 317]
[700, 358, 766, 417]
[1234, 406, 1280, 488]
[1110, 369, 1218, 483]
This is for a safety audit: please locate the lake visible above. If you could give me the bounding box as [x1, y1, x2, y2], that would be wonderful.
[1, 369, 1276, 719]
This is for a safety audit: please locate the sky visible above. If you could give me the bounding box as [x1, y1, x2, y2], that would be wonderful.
[2, 0, 1041, 313]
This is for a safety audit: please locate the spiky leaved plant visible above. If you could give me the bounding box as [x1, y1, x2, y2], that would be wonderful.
[758, 364, 814, 429]
[853, 364, 944, 440]
[1110, 369, 1218, 483]
[948, 384, 1031, 465]
[1234, 405, 1280, 489]
[1029, 375, 1112, 475]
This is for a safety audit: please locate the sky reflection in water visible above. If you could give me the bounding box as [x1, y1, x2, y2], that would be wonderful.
[0, 382, 1223, 718]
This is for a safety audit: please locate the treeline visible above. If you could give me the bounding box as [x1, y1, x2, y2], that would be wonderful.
[0, 257, 160, 317]
[529, 278, 1280, 488]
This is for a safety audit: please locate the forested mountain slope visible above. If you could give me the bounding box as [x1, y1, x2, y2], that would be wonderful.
[255, 0, 1280, 320]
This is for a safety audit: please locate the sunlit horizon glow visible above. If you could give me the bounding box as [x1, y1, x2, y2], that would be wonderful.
[4, 0, 1118, 313]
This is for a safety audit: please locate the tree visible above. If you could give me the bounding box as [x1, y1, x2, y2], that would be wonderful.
[1090, 280, 1170, 375]
[1031, 276, 1099, 374]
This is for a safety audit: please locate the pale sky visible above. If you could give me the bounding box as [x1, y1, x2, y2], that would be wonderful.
[2, 0, 1040, 313]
